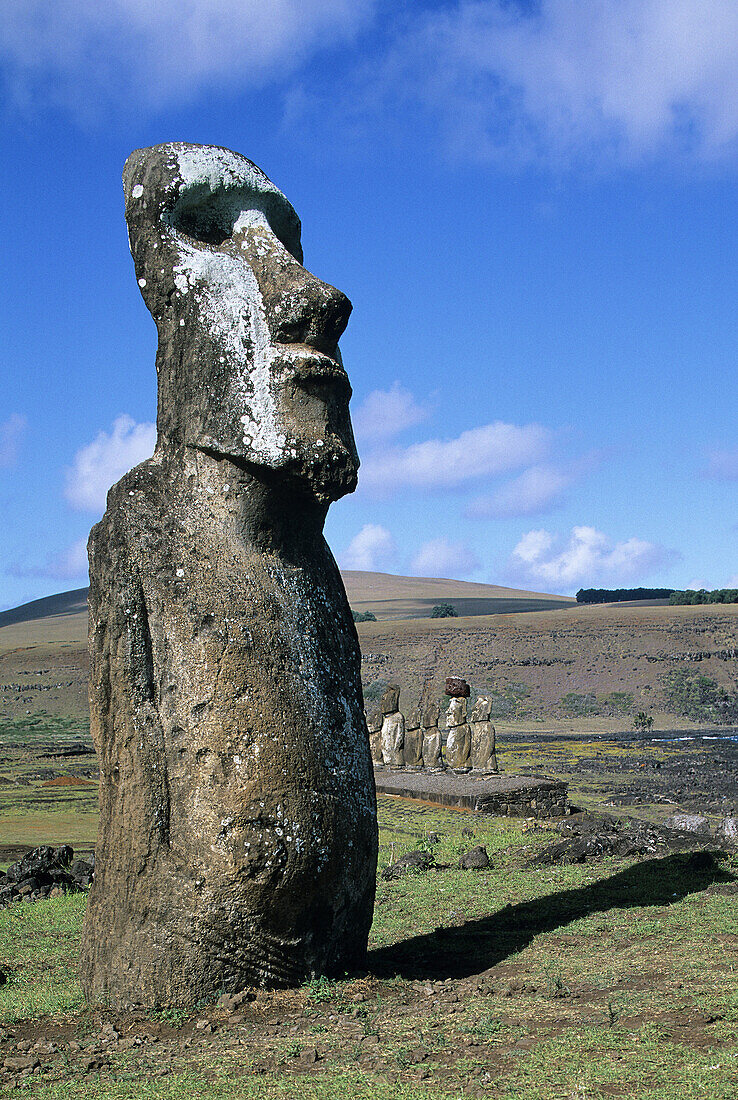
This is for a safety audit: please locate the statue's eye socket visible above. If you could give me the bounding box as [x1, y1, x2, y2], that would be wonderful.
[169, 199, 232, 245]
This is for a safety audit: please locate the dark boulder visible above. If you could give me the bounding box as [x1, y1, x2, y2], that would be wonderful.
[381, 849, 435, 880]
[459, 845, 490, 870]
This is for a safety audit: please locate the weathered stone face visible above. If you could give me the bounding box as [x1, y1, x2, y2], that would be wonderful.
[422, 701, 440, 729]
[381, 712, 405, 767]
[421, 728, 443, 770]
[470, 696, 492, 722]
[122, 143, 358, 504]
[379, 683, 401, 716]
[403, 727, 423, 768]
[80, 143, 377, 1009]
[366, 711, 383, 765]
[445, 697, 467, 728]
[446, 723, 471, 771]
[470, 721, 497, 773]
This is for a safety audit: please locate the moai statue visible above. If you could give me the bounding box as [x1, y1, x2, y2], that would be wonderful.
[445, 696, 471, 772]
[403, 706, 423, 769]
[366, 710, 383, 767]
[80, 143, 378, 1009]
[469, 696, 498, 774]
[379, 684, 404, 768]
[421, 700, 444, 771]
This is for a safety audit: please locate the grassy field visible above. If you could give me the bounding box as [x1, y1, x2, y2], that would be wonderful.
[0, 714, 97, 855]
[1, 795, 737, 1098]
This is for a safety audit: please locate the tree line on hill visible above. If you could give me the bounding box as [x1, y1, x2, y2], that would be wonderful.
[576, 587, 738, 606]
[668, 588, 738, 605]
[575, 588, 675, 604]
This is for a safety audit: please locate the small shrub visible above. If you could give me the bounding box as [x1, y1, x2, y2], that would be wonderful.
[633, 711, 654, 732]
[351, 609, 377, 622]
[487, 682, 532, 719]
[663, 670, 738, 724]
[304, 975, 345, 1007]
[560, 692, 599, 717]
[431, 603, 457, 618]
[362, 679, 388, 706]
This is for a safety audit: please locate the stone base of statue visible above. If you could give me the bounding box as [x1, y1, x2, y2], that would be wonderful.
[373, 767, 568, 819]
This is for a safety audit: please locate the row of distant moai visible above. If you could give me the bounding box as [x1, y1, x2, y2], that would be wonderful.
[367, 677, 498, 774]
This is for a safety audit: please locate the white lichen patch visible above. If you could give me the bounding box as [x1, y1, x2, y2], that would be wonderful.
[172, 145, 285, 207]
[171, 233, 286, 465]
[132, 184, 144, 199]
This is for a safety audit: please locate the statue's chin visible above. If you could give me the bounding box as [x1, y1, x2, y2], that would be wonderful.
[197, 436, 358, 504]
[280, 440, 359, 504]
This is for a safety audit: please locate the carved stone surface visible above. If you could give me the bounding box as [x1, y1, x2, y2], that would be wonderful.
[445, 697, 467, 728]
[470, 694, 497, 773]
[381, 712, 405, 767]
[446, 723, 471, 772]
[402, 707, 422, 768]
[366, 711, 383, 765]
[406, 707, 422, 732]
[379, 684, 400, 715]
[403, 727, 423, 768]
[79, 143, 377, 1009]
[422, 700, 440, 728]
[470, 696, 492, 723]
[421, 728, 444, 771]
[366, 711, 382, 734]
[421, 701, 443, 770]
[470, 722, 498, 773]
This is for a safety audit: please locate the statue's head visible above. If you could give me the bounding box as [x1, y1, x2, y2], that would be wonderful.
[122, 142, 358, 502]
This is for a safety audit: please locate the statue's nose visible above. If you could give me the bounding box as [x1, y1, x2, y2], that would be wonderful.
[262, 269, 352, 355]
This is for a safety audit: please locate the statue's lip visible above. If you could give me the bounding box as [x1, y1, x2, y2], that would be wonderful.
[273, 347, 349, 385]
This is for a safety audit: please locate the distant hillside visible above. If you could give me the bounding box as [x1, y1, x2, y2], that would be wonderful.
[341, 571, 574, 621]
[2, 580, 738, 731]
[0, 572, 574, 638]
[0, 588, 88, 629]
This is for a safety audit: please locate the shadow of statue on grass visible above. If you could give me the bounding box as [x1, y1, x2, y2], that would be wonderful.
[368, 851, 735, 982]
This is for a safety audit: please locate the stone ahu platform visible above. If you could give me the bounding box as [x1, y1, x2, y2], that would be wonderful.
[374, 768, 568, 818]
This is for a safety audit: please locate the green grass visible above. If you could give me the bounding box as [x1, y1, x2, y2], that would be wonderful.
[0, 894, 85, 1020]
[1, 789, 737, 1098]
[0, 1070, 453, 1099]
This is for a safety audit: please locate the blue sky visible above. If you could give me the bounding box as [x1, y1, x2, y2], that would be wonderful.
[2, 0, 738, 609]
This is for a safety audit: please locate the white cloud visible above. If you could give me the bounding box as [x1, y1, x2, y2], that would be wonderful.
[509, 524, 677, 590]
[352, 383, 429, 444]
[704, 448, 738, 479]
[0, 414, 26, 467]
[410, 538, 480, 579]
[399, 0, 738, 165]
[0, 0, 376, 113]
[65, 415, 156, 512]
[340, 524, 395, 571]
[467, 463, 571, 518]
[359, 420, 550, 495]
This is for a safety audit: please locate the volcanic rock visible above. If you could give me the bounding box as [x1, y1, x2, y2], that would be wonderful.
[445, 678, 470, 698]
